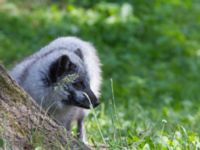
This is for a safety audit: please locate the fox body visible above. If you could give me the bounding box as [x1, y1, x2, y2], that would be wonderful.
[10, 37, 101, 142]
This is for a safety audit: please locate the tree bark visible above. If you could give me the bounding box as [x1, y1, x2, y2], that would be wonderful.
[0, 64, 90, 150]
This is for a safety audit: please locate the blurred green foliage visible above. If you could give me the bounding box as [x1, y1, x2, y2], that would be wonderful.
[1, 0, 200, 149]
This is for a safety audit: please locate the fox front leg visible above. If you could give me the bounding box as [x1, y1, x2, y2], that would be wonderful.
[77, 118, 86, 143]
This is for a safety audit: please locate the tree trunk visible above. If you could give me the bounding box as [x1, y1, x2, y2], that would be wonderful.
[0, 64, 90, 150]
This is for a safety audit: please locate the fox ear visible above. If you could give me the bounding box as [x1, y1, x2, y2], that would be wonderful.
[48, 55, 71, 83]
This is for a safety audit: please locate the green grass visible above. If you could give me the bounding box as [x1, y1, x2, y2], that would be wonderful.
[1, 0, 200, 149]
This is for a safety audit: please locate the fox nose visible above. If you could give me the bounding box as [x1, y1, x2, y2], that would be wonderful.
[66, 88, 100, 109]
[83, 88, 100, 108]
[73, 96, 100, 109]
[92, 99, 100, 108]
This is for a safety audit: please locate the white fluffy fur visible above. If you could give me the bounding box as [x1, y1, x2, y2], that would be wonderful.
[10, 37, 102, 142]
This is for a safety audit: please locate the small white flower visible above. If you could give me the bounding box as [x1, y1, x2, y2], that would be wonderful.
[162, 119, 167, 124]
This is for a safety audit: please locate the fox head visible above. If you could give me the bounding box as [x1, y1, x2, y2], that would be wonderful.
[42, 51, 100, 110]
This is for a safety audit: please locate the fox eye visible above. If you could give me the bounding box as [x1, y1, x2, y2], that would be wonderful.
[73, 81, 84, 89]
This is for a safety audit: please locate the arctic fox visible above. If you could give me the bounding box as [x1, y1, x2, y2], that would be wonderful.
[10, 37, 102, 142]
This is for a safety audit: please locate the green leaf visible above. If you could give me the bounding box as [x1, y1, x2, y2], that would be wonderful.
[0, 138, 4, 148]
